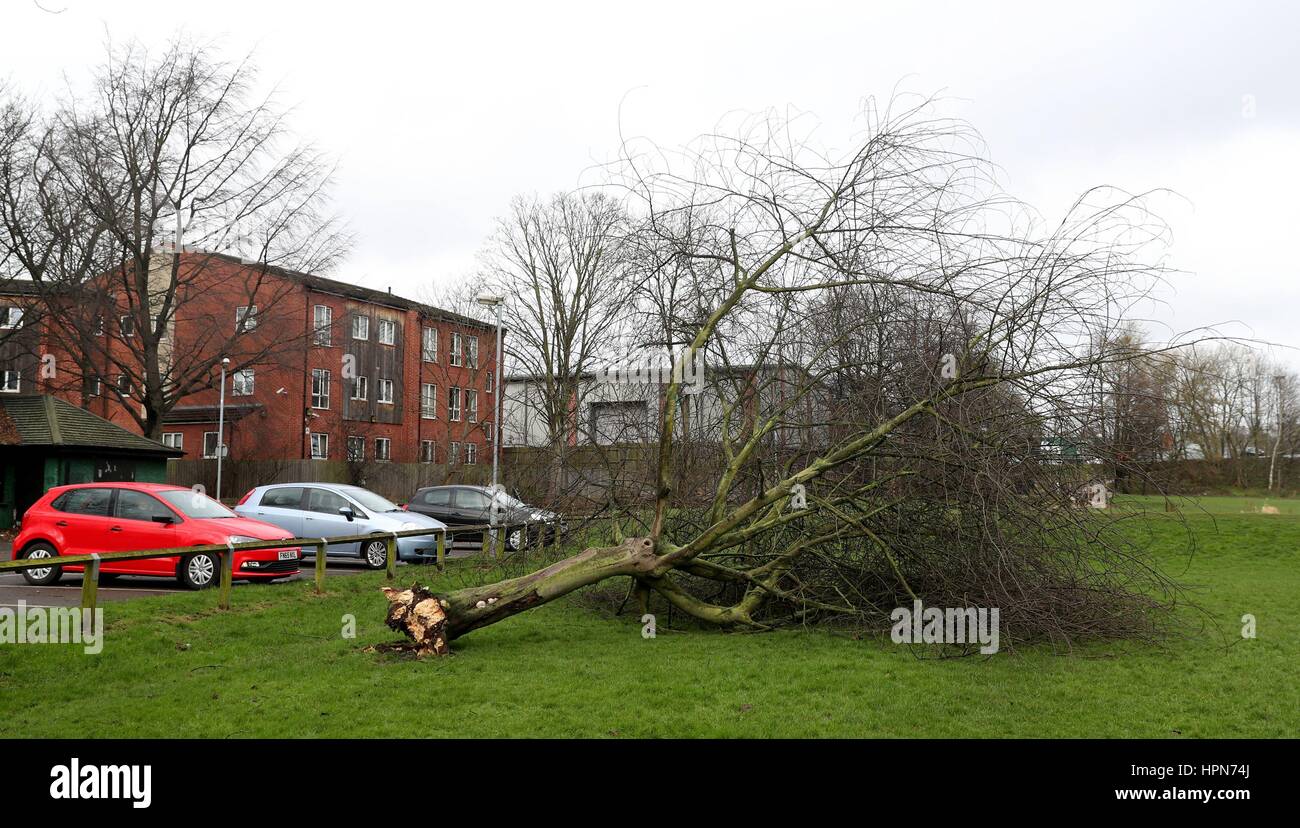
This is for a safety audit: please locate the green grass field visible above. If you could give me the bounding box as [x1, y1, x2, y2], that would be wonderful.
[1, 495, 1296, 738]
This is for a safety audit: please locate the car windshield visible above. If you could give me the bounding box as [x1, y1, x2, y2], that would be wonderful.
[493, 491, 525, 508]
[156, 489, 237, 519]
[336, 486, 400, 513]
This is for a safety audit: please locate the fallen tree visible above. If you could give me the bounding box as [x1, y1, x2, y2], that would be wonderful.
[385, 97, 1192, 654]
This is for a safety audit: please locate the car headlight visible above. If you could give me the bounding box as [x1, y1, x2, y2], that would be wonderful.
[227, 535, 259, 545]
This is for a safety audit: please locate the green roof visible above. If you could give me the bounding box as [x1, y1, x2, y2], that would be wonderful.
[0, 395, 182, 455]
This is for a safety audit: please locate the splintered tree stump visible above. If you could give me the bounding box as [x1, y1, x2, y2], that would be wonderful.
[382, 584, 451, 656]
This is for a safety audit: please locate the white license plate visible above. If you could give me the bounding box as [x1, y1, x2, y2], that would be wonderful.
[278, 550, 298, 561]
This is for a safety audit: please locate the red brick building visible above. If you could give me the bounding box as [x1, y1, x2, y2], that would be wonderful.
[0, 252, 501, 467]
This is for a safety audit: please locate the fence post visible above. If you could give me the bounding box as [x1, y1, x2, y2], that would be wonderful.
[436, 531, 446, 572]
[480, 529, 491, 558]
[314, 539, 327, 594]
[218, 541, 234, 610]
[385, 533, 398, 580]
[80, 553, 100, 637]
[495, 523, 507, 560]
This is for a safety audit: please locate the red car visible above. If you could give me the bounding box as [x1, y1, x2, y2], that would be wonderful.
[12, 483, 301, 590]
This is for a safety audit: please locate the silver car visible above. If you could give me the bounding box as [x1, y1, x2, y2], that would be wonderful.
[235, 483, 451, 568]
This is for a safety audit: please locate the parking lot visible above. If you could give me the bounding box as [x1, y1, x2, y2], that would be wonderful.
[0, 540, 483, 609]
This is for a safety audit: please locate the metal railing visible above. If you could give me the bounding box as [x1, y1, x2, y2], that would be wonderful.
[0, 519, 561, 617]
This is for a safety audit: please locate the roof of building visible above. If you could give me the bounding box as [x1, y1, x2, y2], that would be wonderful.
[195, 251, 500, 332]
[0, 395, 183, 455]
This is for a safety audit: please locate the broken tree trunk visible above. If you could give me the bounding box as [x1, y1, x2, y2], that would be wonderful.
[382, 537, 660, 655]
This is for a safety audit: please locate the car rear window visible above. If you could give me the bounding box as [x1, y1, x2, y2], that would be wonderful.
[261, 487, 304, 508]
[51, 488, 113, 517]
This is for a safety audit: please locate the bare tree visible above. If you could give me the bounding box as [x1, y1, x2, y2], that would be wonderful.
[384, 98, 1191, 655]
[0, 37, 347, 437]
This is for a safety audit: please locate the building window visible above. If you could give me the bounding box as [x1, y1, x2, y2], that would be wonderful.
[466, 335, 479, 368]
[449, 441, 461, 464]
[421, 383, 437, 419]
[310, 432, 329, 459]
[84, 376, 101, 397]
[202, 431, 220, 459]
[420, 440, 435, 463]
[486, 371, 494, 393]
[466, 389, 478, 422]
[119, 315, 135, 337]
[465, 442, 477, 465]
[0, 369, 19, 393]
[94, 315, 105, 336]
[378, 378, 395, 405]
[232, 369, 254, 396]
[313, 305, 333, 346]
[422, 326, 437, 362]
[448, 386, 461, 421]
[116, 374, 132, 397]
[375, 437, 391, 461]
[378, 319, 396, 345]
[351, 376, 368, 401]
[0, 307, 22, 329]
[162, 432, 183, 449]
[311, 369, 330, 409]
[235, 305, 258, 332]
[450, 332, 463, 366]
[484, 421, 493, 445]
[346, 435, 364, 461]
[352, 315, 369, 341]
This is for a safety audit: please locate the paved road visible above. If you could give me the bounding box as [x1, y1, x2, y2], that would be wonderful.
[0, 542, 483, 609]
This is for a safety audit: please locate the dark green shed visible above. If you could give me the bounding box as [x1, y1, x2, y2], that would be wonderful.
[0, 395, 183, 529]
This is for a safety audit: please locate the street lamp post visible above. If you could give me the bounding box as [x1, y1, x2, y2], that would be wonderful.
[216, 357, 230, 502]
[476, 295, 505, 543]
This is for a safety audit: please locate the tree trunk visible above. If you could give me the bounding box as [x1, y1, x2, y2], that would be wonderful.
[382, 537, 659, 654]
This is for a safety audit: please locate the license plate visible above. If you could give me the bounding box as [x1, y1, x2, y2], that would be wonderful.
[278, 550, 298, 561]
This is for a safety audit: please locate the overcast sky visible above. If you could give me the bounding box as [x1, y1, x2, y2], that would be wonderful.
[5, 0, 1298, 366]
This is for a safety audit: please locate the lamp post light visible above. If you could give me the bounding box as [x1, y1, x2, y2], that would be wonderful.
[216, 357, 230, 502]
[476, 294, 505, 543]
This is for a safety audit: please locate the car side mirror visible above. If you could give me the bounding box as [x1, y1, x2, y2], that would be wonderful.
[338, 506, 355, 522]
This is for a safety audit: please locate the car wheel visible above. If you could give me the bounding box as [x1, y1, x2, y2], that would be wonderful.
[506, 528, 525, 552]
[20, 543, 62, 586]
[178, 551, 218, 590]
[361, 538, 388, 569]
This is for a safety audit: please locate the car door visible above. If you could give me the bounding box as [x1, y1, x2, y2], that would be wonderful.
[301, 487, 366, 555]
[107, 489, 185, 574]
[51, 488, 116, 561]
[247, 486, 307, 536]
[450, 488, 492, 533]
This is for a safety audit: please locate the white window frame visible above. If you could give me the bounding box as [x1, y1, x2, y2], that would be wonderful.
[85, 377, 101, 397]
[232, 368, 254, 396]
[486, 371, 493, 394]
[351, 376, 368, 401]
[420, 440, 435, 463]
[449, 441, 461, 464]
[448, 386, 461, 421]
[116, 374, 132, 397]
[0, 307, 22, 329]
[352, 315, 370, 341]
[310, 432, 329, 460]
[422, 326, 437, 362]
[313, 305, 333, 346]
[465, 442, 477, 465]
[311, 369, 330, 409]
[162, 432, 183, 449]
[378, 319, 396, 346]
[0, 369, 19, 393]
[119, 315, 135, 338]
[466, 389, 478, 423]
[466, 335, 479, 368]
[202, 431, 220, 459]
[377, 378, 395, 405]
[346, 435, 365, 461]
[235, 305, 258, 332]
[450, 332, 463, 366]
[421, 383, 437, 419]
[375, 437, 392, 462]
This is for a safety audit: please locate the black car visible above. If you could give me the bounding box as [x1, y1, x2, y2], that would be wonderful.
[404, 485, 565, 551]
